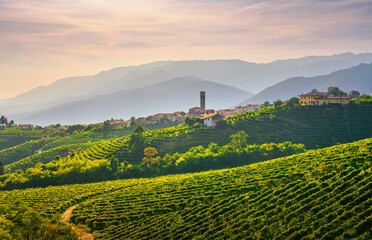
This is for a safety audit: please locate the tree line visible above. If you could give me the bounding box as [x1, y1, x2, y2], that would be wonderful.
[0, 116, 15, 129]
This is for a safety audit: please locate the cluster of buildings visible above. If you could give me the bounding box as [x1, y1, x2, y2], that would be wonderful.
[185, 92, 260, 127]
[110, 91, 260, 128]
[21, 89, 361, 130]
[299, 91, 360, 106]
[110, 111, 187, 127]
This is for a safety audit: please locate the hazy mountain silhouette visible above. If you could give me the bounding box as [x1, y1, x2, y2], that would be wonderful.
[11, 76, 252, 125]
[1, 52, 372, 116]
[240, 63, 372, 105]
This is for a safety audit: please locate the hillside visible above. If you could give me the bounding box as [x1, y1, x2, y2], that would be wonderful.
[2, 52, 372, 117]
[242, 63, 372, 104]
[1, 98, 371, 189]
[0, 138, 370, 239]
[11, 77, 252, 125]
[0, 126, 55, 151]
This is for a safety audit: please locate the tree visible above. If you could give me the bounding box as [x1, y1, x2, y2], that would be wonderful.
[229, 131, 249, 149]
[7, 120, 15, 128]
[350, 90, 360, 96]
[286, 97, 299, 108]
[328, 86, 347, 96]
[103, 120, 111, 127]
[109, 156, 119, 173]
[311, 88, 319, 93]
[66, 125, 85, 134]
[0, 116, 7, 128]
[143, 147, 160, 164]
[0, 201, 78, 239]
[84, 125, 93, 131]
[185, 117, 196, 126]
[133, 124, 145, 134]
[130, 116, 136, 127]
[273, 99, 283, 108]
[127, 126, 147, 163]
[261, 101, 270, 108]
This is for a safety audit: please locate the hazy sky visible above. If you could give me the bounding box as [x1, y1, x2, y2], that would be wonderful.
[1, 0, 372, 99]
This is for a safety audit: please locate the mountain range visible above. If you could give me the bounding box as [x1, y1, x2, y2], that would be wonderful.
[11, 77, 252, 126]
[240, 63, 372, 105]
[1, 52, 372, 125]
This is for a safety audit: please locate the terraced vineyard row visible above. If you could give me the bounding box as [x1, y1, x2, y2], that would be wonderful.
[4, 142, 96, 173]
[227, 101, 372, 148]
[0, 137, 59, 165]
[0, 126, 52, 150]
[67, 137, 372, 239]
[0, 178, 140, 217]
[58, 125, 199, 162]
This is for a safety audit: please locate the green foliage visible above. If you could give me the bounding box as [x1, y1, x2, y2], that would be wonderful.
[328, 86, 347, 96]
[0, 138, 372, 239]
[1, 138, 367, 239]
[130, 116, 136, 127]
[311, 88, 319, 93]
[227, 99, 372, 148]
[0, 115, 8, 128]
[0, 126, 51, 150]
[261, 101, 270, 108]
[66, 125, 85, 135]
[133, 124, 145, 134]
[229, 131, 249, 149]
[286, 97, 300, 108]
[273, 99, 283, 108]
[0, 131, 305, 189]
[4, 143, 96, 173]
[0, 201, 78, 240]
[0, 137, 59, 165]
[72, 138, 372, 239]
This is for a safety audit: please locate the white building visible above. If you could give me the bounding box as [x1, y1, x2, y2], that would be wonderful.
[201, 113, 224, 127]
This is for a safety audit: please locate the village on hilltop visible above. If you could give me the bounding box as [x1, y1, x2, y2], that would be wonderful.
[17, 87, 361, 131]
[109, 91, 260, 128]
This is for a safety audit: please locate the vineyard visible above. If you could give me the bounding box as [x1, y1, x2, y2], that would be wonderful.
[0, 129, 306, 189]
[4, 142, 96, 173]
[71, 137, 372, 239]
[0, 137, 59, 165]
[0, 126, 51, 151]
[0, 137, 370, 239]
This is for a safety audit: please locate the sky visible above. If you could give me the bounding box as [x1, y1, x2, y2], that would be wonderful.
[1, 0, 372, 99]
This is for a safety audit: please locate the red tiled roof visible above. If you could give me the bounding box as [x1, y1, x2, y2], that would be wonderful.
[200, 113, 217, 119]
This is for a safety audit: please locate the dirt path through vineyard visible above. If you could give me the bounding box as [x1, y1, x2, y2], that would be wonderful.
[61, 204, 94, 240]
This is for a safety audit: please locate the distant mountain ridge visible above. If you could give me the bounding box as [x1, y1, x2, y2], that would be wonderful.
[1, 52, 372, 114]
[1, 52, 372, 125]
[11, 76, 252, 125]
[240, 63, 372, 105]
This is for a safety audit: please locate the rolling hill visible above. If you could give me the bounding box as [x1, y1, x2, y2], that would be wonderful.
[241, 63, 372, 104]
[1, 98, 371, 190]
[10, 76, 253, 125]
[0, 137, 370, 239]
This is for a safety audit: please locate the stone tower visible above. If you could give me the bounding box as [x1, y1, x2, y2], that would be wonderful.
[200, 91, 205, 113]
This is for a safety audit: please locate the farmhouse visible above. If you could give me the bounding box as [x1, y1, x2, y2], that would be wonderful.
[110, 120, 125, 126]
[299, 92, 350, 105]
[22, 124, 34, 130]
[201, 113, 224, 127]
